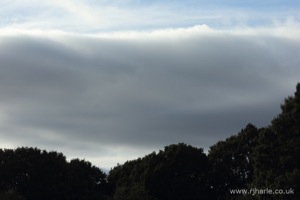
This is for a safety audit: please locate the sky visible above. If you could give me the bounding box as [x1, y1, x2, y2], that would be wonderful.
[1, 0, 300, 170]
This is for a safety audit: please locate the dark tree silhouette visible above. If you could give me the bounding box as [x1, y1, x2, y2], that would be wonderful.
[108, 143, 212, 200]
[0, 147, 109, 200]
[251, 83, 300, 200]
[208, 123, 259, 199]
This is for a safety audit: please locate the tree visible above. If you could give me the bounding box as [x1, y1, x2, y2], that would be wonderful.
[208, 124, 259, 199]
[251, 83, 300, 200]
[0, 147, 109, 200]
[66, 158, 109, 200]
[145, 143, 212, 200]
[108, 143, 212, 200]
[1, 147, 70, 200]
[0, 190, 26, 200]
[108, 156, 154, 200]
[207, 83, 300, 200]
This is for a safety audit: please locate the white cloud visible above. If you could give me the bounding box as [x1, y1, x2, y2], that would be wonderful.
[1, 0, 299, 33]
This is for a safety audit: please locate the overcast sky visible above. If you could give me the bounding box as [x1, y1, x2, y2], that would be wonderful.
[1, 0, 300, 170]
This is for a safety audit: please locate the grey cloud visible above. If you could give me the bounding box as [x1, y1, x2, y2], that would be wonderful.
[0, 30, 300, 168]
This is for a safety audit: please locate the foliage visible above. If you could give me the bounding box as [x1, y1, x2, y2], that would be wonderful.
[208, 123, 259, 199]
[207, 83, 300, 199]
[0, 147, 108, 200]
[250, 83, 300, 200]
[0, 190, 26, 200]
[108, 143, 212, 200]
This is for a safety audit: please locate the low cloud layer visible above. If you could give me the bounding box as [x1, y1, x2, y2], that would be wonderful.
[1, 25, 300, 169]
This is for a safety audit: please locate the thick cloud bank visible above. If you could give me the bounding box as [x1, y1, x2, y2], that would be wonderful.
[1, 25, 300, 168]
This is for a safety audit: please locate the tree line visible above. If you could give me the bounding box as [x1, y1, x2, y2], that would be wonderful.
[1, 83, 299, 200]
